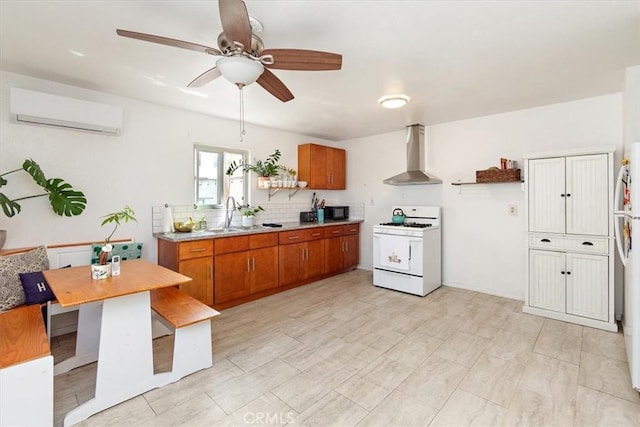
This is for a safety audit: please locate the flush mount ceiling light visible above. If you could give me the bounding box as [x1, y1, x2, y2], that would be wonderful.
[378, 95, 410, 109]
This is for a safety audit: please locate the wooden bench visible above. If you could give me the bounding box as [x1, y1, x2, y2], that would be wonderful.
[150, 286, 220, 383]
[0, 305, 53, 427]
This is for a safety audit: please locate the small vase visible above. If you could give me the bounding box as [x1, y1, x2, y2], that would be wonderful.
[242, 216, 255, 227]
[91, 264, 112, 280]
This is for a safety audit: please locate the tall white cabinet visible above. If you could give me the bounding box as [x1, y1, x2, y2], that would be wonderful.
[523, 147, 617, 332]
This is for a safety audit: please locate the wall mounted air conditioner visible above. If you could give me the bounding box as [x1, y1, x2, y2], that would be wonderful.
[9, 88, 123, 136]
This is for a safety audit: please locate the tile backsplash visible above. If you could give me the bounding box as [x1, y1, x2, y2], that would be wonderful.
[152, 202, 365, 233]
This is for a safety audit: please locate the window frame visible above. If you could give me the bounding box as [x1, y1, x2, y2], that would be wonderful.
[194, 144, 249, 208]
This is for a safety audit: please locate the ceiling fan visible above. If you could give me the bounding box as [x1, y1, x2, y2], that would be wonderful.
[116, 0, 342, 103]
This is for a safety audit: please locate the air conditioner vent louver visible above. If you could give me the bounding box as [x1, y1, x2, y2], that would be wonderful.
[9, 88, 123, 136]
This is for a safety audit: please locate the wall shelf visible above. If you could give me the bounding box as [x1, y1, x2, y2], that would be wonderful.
[451, 181, 523, 186]
[263, 187, 304, 201]
[451, 180, 524, 194]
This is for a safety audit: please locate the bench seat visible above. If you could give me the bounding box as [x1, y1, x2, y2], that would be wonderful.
[150, 286, 220, 383]
[0, 305, 53, 427]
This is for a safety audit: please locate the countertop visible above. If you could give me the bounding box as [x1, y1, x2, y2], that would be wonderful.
[154, 219, 364, 242]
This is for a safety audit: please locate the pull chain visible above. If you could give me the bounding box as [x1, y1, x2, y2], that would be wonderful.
[238, 84, 246, 142]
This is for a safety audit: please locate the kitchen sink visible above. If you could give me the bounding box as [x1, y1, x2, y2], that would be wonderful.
[206, 227, 244, 233]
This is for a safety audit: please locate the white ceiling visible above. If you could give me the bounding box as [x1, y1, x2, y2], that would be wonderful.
[1, 1, 639, 141]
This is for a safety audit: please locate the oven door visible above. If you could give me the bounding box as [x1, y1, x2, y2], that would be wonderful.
[373, 233, 423, 276]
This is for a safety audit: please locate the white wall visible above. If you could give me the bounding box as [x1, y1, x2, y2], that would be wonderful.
[1, 71, 624, 302]
[0, 71, 334, 258]
[340, 94, 623, 300]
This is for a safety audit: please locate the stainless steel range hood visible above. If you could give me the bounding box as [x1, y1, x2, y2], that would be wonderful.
[383, 124, 442, 185]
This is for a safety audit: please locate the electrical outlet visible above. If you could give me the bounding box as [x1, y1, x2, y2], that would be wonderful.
[508, 204, 518, 216]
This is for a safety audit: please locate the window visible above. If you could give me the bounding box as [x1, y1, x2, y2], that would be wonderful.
[194, 145, 248, 207]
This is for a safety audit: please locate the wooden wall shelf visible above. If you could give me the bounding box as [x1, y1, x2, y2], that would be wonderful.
[451, 181, 523, 186]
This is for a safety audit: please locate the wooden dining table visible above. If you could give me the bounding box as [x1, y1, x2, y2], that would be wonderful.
[44, 259, 192, 427]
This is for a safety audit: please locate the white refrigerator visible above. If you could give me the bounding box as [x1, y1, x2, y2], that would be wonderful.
[615, 140, 640, 391]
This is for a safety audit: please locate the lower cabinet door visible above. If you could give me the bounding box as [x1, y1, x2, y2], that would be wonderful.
[343, 235, 359, 269]
[279, 243, 305, 286]
[215, 252, 251, 304]
[305, 239, 325, 280]
[179, 257, 213, 305]
[251, 246, 279, 293]
[566, 253, 608, 320]
[529, 249, 566, 313]
[324, 237, 343, 274]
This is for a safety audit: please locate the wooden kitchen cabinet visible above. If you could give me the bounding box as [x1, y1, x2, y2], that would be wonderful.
[324, 224, 360, 274]
[214, 234, 278, 305]
[279, 228, 325, 286]
[157, 221, 361, 309]
[524, 148, 616, 331]
[157, 239, 214, 305]
[298, 143, 346, 189]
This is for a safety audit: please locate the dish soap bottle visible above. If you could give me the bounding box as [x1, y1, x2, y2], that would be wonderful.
[199, 216, 207, 231]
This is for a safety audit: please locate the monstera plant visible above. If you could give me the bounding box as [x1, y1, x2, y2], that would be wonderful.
[0, 159, 87, 218]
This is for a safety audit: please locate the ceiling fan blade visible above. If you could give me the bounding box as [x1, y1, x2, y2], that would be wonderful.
[116, 29, 221, 55]
[257, 69, 294, 102]
[218, 0, 252, 52]
[188, 67, 222, 88]
[262, 49, 342, 71]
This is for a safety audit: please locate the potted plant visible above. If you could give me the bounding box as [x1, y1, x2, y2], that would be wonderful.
[92, 206, 137, 279]
[226, 149, 282, 188]
[0, 159, 87, 249]
[236, 203, 264, 227]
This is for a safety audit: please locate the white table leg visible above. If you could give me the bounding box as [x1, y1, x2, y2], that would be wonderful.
[54, 301, 102, 375]
[63, 291, 170, 427]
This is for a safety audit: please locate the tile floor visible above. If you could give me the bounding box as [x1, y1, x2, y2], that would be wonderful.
[52, 269, 640, 426]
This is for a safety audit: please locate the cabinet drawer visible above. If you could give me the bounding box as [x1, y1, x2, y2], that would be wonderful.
[215, 236, 249, 255]
[342, 223, 359, 235]
[529, 234, 609, 254]
[249, 232, 278, 249]
[324, 226, 343, 238]
[178, 240, 213, 260]
[279, 228, 324, 245]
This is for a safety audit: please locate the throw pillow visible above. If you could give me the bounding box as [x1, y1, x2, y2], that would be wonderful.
[0, 246, 49, 312]
[90, 242, 143, 264]
[19, 271, 55, 305]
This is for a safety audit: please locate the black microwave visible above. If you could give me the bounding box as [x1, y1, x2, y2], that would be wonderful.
[325, 206, 349, 220]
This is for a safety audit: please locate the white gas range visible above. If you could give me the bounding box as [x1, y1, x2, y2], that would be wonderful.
[373, 206, 442, 296]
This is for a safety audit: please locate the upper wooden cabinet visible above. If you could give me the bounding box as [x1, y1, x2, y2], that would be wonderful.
[298, 143, 346, 189]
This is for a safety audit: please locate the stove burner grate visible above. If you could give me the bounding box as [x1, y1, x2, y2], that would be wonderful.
[379, 222, 432, 228]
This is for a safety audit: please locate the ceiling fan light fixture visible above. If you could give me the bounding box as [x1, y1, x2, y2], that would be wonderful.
[378, 95, 410, 109]
[217, 56, 264, 86]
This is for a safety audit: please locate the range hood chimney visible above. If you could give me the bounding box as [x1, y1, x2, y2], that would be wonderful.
[383, 124, 442, 185]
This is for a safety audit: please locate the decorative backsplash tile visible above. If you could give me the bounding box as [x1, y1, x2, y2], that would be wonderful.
[152, 202, 365, 233]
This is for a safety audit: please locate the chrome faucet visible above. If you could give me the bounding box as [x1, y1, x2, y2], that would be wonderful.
[225, 196, 236, 228]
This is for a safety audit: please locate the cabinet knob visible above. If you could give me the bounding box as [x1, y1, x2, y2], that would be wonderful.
[541, 238, 551, 243]
[582, 241, 594, 246]
[566, 271, 571, 275]
[561, 271, 565, 275]
[566, 193, 571, 197]
[560, 194, 565, 197]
